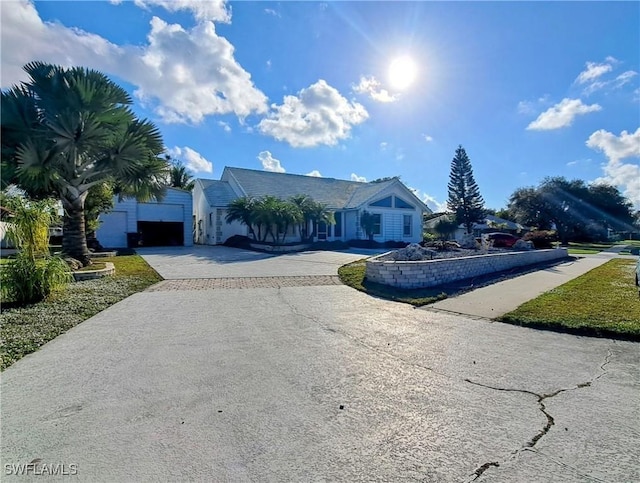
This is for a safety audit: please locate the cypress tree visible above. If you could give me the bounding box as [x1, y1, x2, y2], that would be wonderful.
[447, 145, 485, 234]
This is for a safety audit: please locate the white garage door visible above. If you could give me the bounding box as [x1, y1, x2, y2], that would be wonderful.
[96, 211, 128, 248]
[137, 203, 184, 222]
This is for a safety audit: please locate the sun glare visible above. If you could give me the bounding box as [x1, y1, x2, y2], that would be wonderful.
[388, 56, 417, 90]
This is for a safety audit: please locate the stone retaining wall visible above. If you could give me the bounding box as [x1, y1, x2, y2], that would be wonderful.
[365, 248, 569, 289]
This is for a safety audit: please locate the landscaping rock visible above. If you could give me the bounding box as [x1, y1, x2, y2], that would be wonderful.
[513, 239, 534, 251]
[388, 243, 437, 261]
[459, 234, 479, 249]
[63, 257, 83, 270]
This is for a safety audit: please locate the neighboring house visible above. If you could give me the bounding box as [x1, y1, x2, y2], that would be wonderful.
[425, 213, 527, 242]
[96, 187, 193, 248]
[193, 167, 431, 245]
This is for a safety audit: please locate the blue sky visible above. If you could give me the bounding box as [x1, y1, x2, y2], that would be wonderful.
[2, 1, 639, 210]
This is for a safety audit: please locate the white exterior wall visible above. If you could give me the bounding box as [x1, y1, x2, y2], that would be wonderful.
[96, 188, 192, 248]
[193, 184, 211, 244]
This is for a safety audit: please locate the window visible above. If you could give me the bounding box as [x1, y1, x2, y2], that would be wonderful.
[403, 214, 412, 237]
[372, 214, 382, 235]
[395, 197, 414, 209]
[334, 212, 342, 237]
[370, 196, 392, 208]
[208, 213, 213, 226]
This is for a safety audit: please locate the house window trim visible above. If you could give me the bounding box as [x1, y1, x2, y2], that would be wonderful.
[372, 213, 382, 236]
[403, 214, 412, 237]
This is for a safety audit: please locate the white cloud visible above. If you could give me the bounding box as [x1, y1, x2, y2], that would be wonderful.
[576, 59, 615, 84]
[587, 128, 640, 207]
[566, 160, 579, 167]
[264, 8, 280, 17]
[352, 76, 398, 103]
[258, 151, 285, 173]
[409, 187, 446, 212]
[306, 170, 322, 177]
[1, 1, 268, 125]
[614, 70, 638, 88]
[132, 0, 231, 23]
[258, 80, 369, 147]
[350, 173, 367, 183]
[395, 149, 405, 161]
[380, 142, 388, 150]
[517, 95, 551, 115]
[218, 121, 231, 132]
[423, 135, 433, 142]
[167, 146, 213, 173]
[526, 98, 601, 131]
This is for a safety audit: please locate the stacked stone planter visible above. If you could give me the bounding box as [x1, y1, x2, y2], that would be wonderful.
[365, 248, 569, 289]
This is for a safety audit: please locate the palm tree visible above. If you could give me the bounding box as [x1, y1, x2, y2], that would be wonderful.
[1, 62, 167, 265]
[307, 201, 335, 240]
[166, 156, 195, 191]
[290, 194, 313, 241]
[225, 196, 258, 240]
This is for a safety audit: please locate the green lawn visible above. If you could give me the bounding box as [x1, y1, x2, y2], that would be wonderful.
[500, 259, 640, 339]
[338, 261, 448, 306]
[0, 254, 162, 370]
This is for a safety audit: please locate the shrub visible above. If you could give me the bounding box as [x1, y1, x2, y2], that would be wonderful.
[1, 254, 71, 304]
[523, 230, 558, 249]
[348, 239, 381, 249]
[310, 240, 350, 250]
[223, 235, 252, 248]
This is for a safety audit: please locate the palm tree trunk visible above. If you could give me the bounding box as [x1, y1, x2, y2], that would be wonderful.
[62, 196, 91, 266]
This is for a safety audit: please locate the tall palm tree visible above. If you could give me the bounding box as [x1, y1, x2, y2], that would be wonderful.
[1, 62, 167, 265]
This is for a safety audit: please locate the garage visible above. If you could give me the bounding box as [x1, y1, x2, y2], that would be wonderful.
[96, 188, 193, 248]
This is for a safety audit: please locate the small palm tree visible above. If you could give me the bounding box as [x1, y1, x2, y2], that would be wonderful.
[306, 201, 334, 241]
[1, 62, 167, 265]
[1, 196, 70, 304]
[225, 196, 258, 240]
[360, 210, 376, 241]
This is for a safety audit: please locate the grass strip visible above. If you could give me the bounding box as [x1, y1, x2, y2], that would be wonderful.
[499, 259, 640, 340]
[338, 261, 447, 306]
[0, 254, 162, 370]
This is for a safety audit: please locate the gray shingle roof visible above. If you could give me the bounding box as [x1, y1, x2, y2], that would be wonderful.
[225, 167, 394, 210]
[197, 167, 429, 212]
[201, 180, 238, 207]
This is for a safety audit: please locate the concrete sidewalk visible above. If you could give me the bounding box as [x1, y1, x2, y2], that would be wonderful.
[428, 253, 620, 319]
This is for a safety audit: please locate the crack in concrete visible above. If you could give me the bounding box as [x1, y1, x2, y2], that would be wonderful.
[275, 290, 449, 379]
[469, 461, 500, 480]
[465, 345, 614, 480]
[274, 291, 617, 482]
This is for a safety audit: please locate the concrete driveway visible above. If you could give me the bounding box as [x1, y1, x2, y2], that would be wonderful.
[1, 248, 639, 482]
[136, 245, 381, 279]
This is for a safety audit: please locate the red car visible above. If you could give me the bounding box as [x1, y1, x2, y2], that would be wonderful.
[485, 232, 520, 248]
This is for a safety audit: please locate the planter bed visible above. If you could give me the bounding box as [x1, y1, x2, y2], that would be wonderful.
[72, 262, 115, 281]
[366, 248, 569, 289]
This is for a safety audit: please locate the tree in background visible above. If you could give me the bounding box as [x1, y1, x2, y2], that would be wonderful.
[507, 177, 635, 243]
[447, 146, 485, 234]
[433, 215, 459, 247]
[1, 62, 167, 265]
[226, 197, 258, 240]
[166, 155, 195, 191]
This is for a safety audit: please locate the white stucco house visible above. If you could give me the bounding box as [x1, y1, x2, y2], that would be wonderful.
[96, 187, 193, 248]
[194, 167, 431, 245]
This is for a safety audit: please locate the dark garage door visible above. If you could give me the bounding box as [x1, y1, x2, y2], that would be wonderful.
[138, 221, 184, 247]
